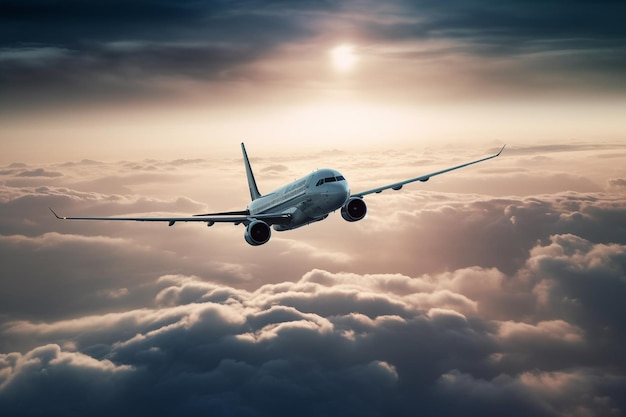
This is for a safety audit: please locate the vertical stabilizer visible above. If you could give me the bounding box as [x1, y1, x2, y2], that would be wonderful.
[241, 143, 262, 201]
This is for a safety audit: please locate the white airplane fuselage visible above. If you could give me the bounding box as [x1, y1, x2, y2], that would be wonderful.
[248, 169, 350, 231]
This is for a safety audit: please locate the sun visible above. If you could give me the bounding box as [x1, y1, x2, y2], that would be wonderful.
[330, 44, 357, 72]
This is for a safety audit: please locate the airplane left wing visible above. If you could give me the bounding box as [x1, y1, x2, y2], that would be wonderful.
[351, 145, 505, 198]
[49, 208, 291, 226]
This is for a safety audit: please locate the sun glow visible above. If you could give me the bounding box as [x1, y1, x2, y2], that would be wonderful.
[330, 44, 357, 72]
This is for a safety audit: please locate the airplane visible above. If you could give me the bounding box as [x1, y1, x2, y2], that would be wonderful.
[51, 143, 505, 246]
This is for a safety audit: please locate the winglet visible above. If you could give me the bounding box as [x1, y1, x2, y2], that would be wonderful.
[496, 144, 506, 157]
[49, 207, 65, 220]
[241, 142, 262, 201]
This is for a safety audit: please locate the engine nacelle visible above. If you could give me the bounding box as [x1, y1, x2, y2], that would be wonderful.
[341, 197, 367, 222]
[244, 220, 271, 246]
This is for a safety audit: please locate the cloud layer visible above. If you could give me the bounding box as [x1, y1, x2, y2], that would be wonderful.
[1, 142, 625, 416]
[2, 233, 625, 416]
[2, 0, 625, 112]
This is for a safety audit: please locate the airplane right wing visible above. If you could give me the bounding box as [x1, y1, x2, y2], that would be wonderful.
[351, 145, 505, 198]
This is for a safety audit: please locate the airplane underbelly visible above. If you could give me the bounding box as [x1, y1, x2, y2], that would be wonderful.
[273, 199, 328, 231]
[267, 184, 348, 231]
[303, 193, 336, 217]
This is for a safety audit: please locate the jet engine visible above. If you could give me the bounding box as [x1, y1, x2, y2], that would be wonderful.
[341, 197, 367, 222]
[244, 220, 271, 246]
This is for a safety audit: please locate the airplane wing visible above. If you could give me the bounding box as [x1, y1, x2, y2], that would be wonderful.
[49, 208, 291, 226]
[351, 145, 505, 198]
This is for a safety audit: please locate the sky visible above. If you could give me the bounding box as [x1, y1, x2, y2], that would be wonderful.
[1, 1, 626, 416]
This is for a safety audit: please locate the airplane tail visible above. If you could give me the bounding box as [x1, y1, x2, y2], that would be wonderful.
[241, 143, 262, 201]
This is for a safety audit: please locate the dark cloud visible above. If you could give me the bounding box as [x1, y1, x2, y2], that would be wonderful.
[0, 0, 325, 110]
[0, 42, 267, 110]
[0, 0, 328, 46]
[351, 0, 626, 93]
[2, 231, 625, 416]
[352, 191, 626, 279]
[2, 0, 625, 111]
[370, 0, 626, 51]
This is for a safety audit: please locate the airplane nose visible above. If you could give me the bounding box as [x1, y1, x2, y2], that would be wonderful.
[327, 182, 350, 207]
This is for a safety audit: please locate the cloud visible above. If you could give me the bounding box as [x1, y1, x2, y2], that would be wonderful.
[2, 272, 416, 415]
[0, 344, 134, 415]
[496, 320, 584, 345]
[2, 230, 625, 416]
[435, 368, 625, 417]
[0, 0, 326, 110]
[361, 1, 626, 64]
[1, 142, 626, 415]
[15, 168, 63, 178]
[1, 146, 625, 323]
[2, 0, 625, 113]
[609, 178, 626, 188]
[260, 164, 290, 177]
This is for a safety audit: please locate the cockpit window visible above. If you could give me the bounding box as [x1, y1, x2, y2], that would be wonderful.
[316, 176, 346, 186]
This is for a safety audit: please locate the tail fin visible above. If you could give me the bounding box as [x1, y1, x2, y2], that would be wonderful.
[241, 143, 262, 201]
